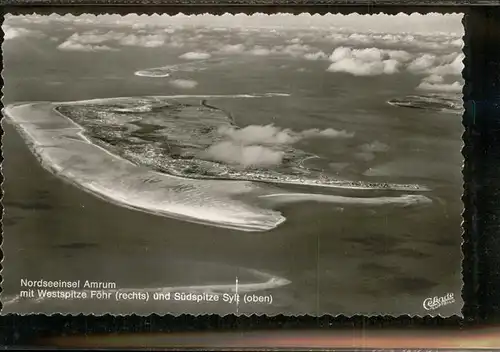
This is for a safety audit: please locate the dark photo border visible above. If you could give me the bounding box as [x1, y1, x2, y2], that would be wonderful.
[1, 1, 500, 349]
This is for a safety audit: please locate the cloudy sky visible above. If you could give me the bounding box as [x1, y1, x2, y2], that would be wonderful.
[3, 13, 464, 168]
[4, 13, 463, 33]
[4, 13, 464, 93]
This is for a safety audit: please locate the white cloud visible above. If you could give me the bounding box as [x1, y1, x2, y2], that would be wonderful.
[381, 59, 400, 74]
[352, 47, 384, 62]
[417, 80, 463, 93]
[4, 13, 463, 65]
[304, 51, 328, 61]
[216, 43, 246, 54]
[5, 13, 463, 36]
[217, 124, 354, 148]
[301, 128, 354, 139]
[65, 30, 121, 44]
[248, 46, 273, 56]
[219, 124, 299, 145]
[169, 79, 198, 89]
[179, 51, 212, 60]
[119, 33, 166, 47]
[326, 46, 463, 78]
[407, 52, 463, 76]
[428, 53, 464, 76]
[3, 24, 46, 40]
[280, 43, 312, 57]
[203, 141, 285, 168]
[449, 38, 464, 48]
[198, 106, 354, 168]
[329, 46, 352, 62]
[57, 41, 116, 52]
[326, 47, 413, 76]
[326, 30, 463, 52]
[406, 54, 437, 73]
[422, 74, 445, 84]
[386, 50, 413, 62]
[220, 43, 322, 60]
[327, 47, 401, 76]
[288, 37, 302, 44]
[4, 14, 464, 79]
[57, 30, 170, 50]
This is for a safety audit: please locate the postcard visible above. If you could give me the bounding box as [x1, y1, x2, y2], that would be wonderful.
[1, 12, 464, 316]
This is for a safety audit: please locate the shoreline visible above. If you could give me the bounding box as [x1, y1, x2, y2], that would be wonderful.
[3, 102, 287, 232]
[53, 95, 428, 192]
[3, 98, 433, 233]
[55, 93, 292, 106]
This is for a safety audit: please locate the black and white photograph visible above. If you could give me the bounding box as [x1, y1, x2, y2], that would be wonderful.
[1, 12, 464, 316]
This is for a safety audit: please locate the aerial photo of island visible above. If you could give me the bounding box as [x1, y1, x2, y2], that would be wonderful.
[1, 13, 464, 316]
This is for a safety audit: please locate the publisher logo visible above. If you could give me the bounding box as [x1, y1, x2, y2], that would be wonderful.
[423, 293, 455, 311]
